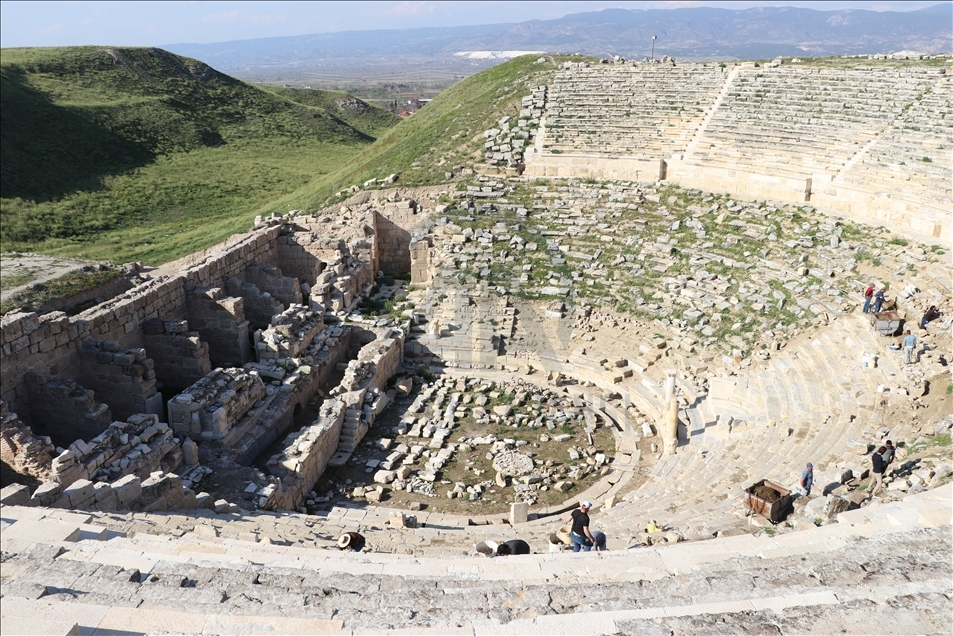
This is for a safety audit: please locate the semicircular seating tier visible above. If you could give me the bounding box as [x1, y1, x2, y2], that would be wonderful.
[526, 63, 951, 241]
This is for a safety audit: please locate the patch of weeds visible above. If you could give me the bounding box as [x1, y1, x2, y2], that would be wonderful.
[907, 433, 952, 455]
[0, 269, 39, 291]
[2, 266, 121, 315]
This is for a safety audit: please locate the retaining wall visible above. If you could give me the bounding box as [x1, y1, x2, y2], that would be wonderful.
[0, 225, 282, 422]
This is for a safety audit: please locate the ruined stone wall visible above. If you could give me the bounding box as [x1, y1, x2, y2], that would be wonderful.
[0, 224, 281, 422]
[0, 401, 56, 485]
[29, 470, 194, 513]
[259, 398, 346, 510]
[167, 368, 266, 441]
[242, 264, 302, 309]
[232, 325, 353, 466]
[80, 341, 162, 422]
[255, 304, 324, 360]
[49, 414, 183, 489]
[186, 288, 251, 368]
[376, 200, 422, 274]
[224, 279, 286, 332]
[24, 374, 113, 448]
[259, 327, 405, 510]
[0, 406, 191, 513]
[142, 319, 212, 394]
[277, 235, 337, 287]
[278, 210, 379, 285]
[409, 238, 432, 285]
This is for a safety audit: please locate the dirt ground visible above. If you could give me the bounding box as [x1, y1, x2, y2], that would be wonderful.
[0, 253, 108, 302]
[309, 381, 620, 517]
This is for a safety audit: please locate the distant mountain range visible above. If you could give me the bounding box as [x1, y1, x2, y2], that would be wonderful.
[165, 4, 952, 70]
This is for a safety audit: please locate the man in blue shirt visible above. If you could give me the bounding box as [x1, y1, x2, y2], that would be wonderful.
[797, 462, 814, 496]
[873, 287, 886, 313]
[903, 330, 919, 364]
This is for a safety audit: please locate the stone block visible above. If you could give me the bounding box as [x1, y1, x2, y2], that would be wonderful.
[63, 479, 95, 507]
[182, 438, 199, 465]
[509, 502, 529, 524]
[374, 470, 396, 484]
[30, 481, 63, 506]
[112, 474, 142, 507]
[824, 495, 852, 519]
[0, 483, 31, 506]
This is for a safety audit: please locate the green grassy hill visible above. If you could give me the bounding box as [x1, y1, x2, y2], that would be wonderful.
[0, 46, 396, 264]
[259, 86, 400, 138]
[265, 54, 576, 213]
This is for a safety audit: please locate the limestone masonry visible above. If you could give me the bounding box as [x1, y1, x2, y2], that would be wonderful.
[523, 61, 951, 242]
[1, 56, 951, 635]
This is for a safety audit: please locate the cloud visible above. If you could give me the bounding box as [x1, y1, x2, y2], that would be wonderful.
[382, 2, 436, 16]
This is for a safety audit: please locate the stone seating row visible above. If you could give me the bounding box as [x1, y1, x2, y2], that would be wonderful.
[539, 64, 946, 184]
[689, 71, 939, 174]
[597, 315, 899, 537]
[840, 75, 952, 202]
[1, 484, 949, 634]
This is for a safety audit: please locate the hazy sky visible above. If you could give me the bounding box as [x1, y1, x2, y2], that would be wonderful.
[1, 1, 946, 48]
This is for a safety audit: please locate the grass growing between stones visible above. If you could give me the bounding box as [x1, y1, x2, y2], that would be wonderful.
[907, 433, 952, 455]
[434, 177, 879, 354]
[318, 376, 616, 517]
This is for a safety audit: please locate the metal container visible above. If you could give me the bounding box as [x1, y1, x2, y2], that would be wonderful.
[870, 311, 901, 336]
[744, 479, 794, 523]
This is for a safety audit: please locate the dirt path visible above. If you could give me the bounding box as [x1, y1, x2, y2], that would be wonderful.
[0, 253, 109, 302]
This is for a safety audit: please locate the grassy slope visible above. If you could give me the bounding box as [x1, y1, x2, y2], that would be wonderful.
[261, 55, 578, 213]
[0, 46, 395, 264]
[258, 86, 400, 138]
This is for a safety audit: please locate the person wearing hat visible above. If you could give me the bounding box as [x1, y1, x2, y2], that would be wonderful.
[338, 531, 366, 552]
[797, 463, 814, 497]
[565, 500, 595, 552]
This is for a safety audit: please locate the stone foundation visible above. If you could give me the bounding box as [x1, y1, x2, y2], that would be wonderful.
[80, 340, 162, 421]
[167, 368, 266, 441]
[142, 319, 212, 394]
[24, 373, 113, 448]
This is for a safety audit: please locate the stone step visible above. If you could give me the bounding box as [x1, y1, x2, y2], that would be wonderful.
[2, 485, 949, 634]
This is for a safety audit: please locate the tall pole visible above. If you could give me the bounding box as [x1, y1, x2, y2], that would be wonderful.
[652, 35, 657, 61]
